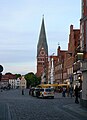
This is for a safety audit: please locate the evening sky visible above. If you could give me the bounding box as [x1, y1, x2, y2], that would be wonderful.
[0, 0, 80, 74]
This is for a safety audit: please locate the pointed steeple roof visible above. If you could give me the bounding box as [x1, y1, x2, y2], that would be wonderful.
[37, 15, 48, 56]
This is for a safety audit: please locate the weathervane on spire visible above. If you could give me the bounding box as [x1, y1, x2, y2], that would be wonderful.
[42, 14, 44, 20]
[58, 42, 60, 47]
[42, 14, 44, 18]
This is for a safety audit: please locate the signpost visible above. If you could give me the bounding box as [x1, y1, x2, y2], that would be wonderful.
[0, 65, 3, 72]
[0, 65, 3, 81]
[0, 65, 3, 90]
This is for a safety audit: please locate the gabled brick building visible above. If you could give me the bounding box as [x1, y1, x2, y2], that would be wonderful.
[53, 25, 80, 85]
[55, 46, 67, 84]
[66, 25, 80, 87]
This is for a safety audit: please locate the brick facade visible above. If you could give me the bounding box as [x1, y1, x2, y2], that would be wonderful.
[51, 25, 80, 85]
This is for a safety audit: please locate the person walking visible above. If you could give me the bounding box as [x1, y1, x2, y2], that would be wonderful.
[62, 87, 66, 97]
[70, 87, 73, 98]
[75, 85, 79, 104]
[66, 86, 70, 97]
[22, 89, 24, 95]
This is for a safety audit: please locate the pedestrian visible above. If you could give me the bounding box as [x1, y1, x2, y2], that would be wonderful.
[67, 87, 70, 97]
[1, 89, 3, 92]
[36, 89, 40, 98]
[22, 89, 24, 95]
[29, 88, 30, 95]
[75, 85, 79, 104]
[70, 87, 73, 98]
[62, 87, 66, 97]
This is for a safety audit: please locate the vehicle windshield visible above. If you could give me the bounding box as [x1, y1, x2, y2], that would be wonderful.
[35, 88, 40, 91]
[40, 89, 44, 92]
[45, 88, 54, 92]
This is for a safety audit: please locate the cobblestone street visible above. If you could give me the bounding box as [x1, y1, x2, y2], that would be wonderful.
[0, 89, 87, 120]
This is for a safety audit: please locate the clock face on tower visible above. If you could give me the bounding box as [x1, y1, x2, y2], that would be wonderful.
[40, 51, 45, 56]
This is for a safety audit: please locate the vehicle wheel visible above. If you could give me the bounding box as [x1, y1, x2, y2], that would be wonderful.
[42, 94, 44, 99]
[51, 96, 54, 99]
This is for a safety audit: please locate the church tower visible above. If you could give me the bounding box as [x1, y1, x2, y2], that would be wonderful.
[37, 16, 48, 77]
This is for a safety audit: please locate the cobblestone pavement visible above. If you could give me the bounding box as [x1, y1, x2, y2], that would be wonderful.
[0, 89, 87, 120]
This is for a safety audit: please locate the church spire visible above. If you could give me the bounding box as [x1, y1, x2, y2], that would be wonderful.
[37, 15, 48, 56]
[37, 16, 48, 77]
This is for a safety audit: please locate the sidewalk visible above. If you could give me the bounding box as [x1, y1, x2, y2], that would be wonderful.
[63, 103, 87, 116]
[54, 92, 87, 119]
[54, 92, 72, 98]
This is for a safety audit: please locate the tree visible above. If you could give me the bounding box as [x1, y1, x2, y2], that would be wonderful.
[5, 72, 12, 75]
[15, 74, 21, 79]
[24, 72, 41, 88]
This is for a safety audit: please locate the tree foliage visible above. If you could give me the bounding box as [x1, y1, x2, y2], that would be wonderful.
[5, 72, 12, 75]
[24, 72, 41, 88]
[15, 74, 21, 79]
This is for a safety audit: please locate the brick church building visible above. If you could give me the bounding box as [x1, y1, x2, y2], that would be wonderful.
[36, 16, 48, 78]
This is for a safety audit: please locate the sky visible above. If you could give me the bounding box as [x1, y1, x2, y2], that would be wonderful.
[0, 0, 81, 75]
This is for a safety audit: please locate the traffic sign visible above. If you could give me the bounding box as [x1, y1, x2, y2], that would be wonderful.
[0, 65, 3, 72]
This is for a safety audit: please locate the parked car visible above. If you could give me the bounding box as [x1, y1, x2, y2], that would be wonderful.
[33, 88, 40, 97]
[37, 88, 54, 99]
[29, 87, 35, 96]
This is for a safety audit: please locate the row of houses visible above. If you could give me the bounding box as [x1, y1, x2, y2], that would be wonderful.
[36, 15, 83, 90]
[37, 1, 87, 108]
[0, 73, 26, 89]
[43, 24, 82, 90]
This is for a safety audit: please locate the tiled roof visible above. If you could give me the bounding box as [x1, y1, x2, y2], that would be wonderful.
[1, 74, 16, 81]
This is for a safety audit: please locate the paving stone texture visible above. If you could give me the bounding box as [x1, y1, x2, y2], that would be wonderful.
[0, 89, 87, 120]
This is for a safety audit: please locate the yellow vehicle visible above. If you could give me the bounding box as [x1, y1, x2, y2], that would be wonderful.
[37, 84, 52, 88]
[37, 83, 69, 88]
[37, 83, 69, 93]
